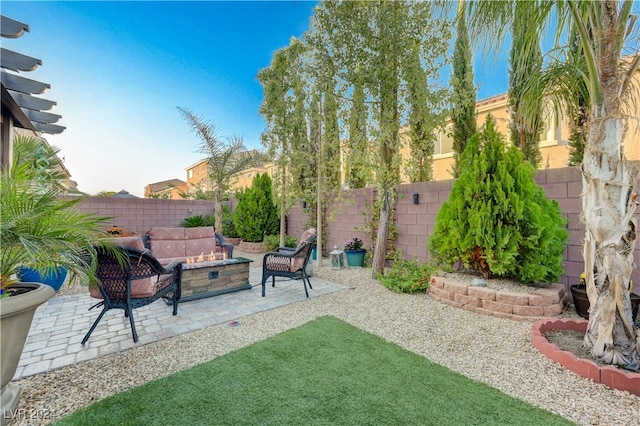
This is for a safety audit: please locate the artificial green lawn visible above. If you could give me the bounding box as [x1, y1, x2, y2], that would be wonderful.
[55, 316, 574, 425]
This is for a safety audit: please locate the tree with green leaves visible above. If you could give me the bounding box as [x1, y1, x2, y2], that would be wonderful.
[466, 0, 640, 371]
[429, 115, 568, 283]
[322, 75, 341, 192]
[309, 0, 450, 275]
[347, 75, 370, 189]
[508, 0, 542, 167]
[178, 107, 263, 235]
[450, 4, 477, 178]
[404, 40, 442, 183]
[258, 38, 311, 247]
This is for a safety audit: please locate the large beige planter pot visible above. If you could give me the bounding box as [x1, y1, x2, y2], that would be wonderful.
[1, 283, 54, 425]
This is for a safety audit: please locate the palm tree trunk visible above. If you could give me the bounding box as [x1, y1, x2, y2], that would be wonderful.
[213, 188, 223, 235]
[582, 115, 640, 371]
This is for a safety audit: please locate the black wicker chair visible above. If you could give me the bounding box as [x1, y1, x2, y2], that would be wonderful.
[215, 232, 234, 258]
[81, 246, 181, 344]
[261, 230, 317, 298]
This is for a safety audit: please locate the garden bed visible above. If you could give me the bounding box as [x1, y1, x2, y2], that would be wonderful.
[427, 273, 566, 321]
[531, 318, 640, 397]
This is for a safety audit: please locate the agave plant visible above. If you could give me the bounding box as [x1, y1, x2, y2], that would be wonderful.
[0, 135, 111, 294]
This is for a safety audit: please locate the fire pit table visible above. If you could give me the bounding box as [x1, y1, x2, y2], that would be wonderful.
[178, 257, 253, 302]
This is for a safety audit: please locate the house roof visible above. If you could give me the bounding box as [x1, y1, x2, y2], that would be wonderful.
[146, 179, 186, 193]
[476, 93, 508, 109]
[112, 190, 139, 198]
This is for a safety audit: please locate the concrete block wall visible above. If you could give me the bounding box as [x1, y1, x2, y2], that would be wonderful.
[72, 196, 215, 235]
[286, 166, 640, 295]
[71, 165, 640, 296]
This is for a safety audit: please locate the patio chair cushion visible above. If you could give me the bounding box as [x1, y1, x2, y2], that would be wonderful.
[292, 228, 316, 270]
[148, 227, 187, 265]
[106, 236, 148, 253]
[184, 227, 217, 260]
[147, 226, 222, 265]
[130, 276, 157, 298]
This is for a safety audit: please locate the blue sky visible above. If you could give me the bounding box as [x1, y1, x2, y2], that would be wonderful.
[3, 1, 508, 197]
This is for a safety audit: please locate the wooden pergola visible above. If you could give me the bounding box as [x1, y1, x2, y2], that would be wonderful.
[1, 15, 65, 170]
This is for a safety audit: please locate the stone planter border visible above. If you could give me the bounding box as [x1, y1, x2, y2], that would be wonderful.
[224, 237, 242, 247]
[531, 318, 640, 397]
[427, 276, 567, 321]
[238, 241, 265, 254]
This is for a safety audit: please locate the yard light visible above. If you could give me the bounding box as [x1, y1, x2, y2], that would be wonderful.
[329, 245, 345, 270]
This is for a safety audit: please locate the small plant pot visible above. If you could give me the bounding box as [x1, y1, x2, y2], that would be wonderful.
[570, 284, 640, 321]
[344, 249, 366, 267]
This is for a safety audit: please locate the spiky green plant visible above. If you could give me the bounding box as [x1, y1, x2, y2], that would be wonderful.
[1, 135, 111, 292]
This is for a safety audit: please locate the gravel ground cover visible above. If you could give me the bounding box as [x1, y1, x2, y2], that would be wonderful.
[10, 251, 640, 425]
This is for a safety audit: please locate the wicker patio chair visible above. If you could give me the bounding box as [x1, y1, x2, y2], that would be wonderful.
[81, 246, 181, 344]
[261, 229, 317, 298]
[215, 232, 234, 258]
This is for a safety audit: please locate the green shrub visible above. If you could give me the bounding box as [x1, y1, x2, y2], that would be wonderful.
[377, 252, 431, 294]
[181, 214, 214, 228]
[263, 235, 298, 252]
[234, 174, 279, 242]
[428, 116, 569, 283]
[221, 205, 239, 237]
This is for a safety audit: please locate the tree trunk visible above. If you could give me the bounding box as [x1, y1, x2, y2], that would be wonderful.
[213, 189, 223, 235]
[279, 198, 286, 248]
[280, 166, 286, 248]
[316, 159, 323, 267]
[582, 115, 640, 371]
[371, 188, 392, 276]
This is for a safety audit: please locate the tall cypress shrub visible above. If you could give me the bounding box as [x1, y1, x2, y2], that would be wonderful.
[234, 173, 279, 242]
[450, 7, 477, 178]
[429, 116, 568, 283]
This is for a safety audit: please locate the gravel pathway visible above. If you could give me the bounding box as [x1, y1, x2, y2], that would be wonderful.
[9, 253, 640, 425]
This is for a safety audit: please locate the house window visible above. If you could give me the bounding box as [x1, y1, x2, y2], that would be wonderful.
[188, 169, 193, 179]
[434, 126, 454, 157]
[539, 105, 563, 147]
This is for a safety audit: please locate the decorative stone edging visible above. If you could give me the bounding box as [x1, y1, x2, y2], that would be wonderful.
[427, 276, 566, 321]
[238, 241, 265, 254]
[224, 237, 242, 247]
[531, 318, 640, 397]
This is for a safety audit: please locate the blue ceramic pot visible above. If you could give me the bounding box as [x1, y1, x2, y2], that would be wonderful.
[18, 267, 68, 291]
[344, 250, 366, 267]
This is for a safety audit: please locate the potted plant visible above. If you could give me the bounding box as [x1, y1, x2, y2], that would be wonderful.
[0, 135, 111, 420]
[344, 237, 366, 267]
[571, 272, 640, 321]
[17, 266, 68, 291]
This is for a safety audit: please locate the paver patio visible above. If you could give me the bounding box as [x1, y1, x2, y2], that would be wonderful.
[14, 267, 345, 380]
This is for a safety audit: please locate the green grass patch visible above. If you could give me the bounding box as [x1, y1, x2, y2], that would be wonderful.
[55, 316, 573, 425]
